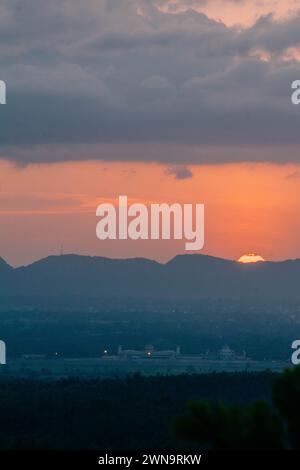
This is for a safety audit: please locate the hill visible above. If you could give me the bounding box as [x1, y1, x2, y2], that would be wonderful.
[0, 253, 299, 306]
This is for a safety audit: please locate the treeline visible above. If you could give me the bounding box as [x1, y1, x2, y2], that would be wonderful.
[0, 372, 273, 449]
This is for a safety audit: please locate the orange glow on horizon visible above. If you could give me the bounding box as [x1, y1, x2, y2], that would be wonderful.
[1, 160, 300, 267]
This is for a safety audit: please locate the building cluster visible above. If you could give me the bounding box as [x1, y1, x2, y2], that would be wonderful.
[101, 344, 250, 362]
[117, 344, 181, 360]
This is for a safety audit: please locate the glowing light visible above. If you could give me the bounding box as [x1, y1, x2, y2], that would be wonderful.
[237, 253, 265, 264]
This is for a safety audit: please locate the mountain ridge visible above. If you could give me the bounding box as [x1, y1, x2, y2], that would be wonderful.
[0, 257, 12, 272]
[0, 253, 299, 306]
[7, 252, 300, 270]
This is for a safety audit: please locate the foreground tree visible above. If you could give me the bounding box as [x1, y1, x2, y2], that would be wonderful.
[273, 367, 300, 449]
[173, 366, 300, 450]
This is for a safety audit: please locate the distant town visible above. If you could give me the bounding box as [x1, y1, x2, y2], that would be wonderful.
[0, 342, 291, 380]
[106, 344, 249, 361]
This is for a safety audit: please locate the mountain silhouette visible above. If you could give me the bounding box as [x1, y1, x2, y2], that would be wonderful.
[0, 257, 12, 272]
[0, 253, 299, 306]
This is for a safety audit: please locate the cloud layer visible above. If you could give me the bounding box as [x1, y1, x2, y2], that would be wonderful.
[1, 0, 300, 164]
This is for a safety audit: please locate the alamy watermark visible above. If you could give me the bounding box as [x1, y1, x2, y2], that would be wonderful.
[291, 81, 300, 105]
[0, 80, 6, 105]
[96, 196, 205, 251]
[291, 340, 300, 365]
[0, 340, 6, 365]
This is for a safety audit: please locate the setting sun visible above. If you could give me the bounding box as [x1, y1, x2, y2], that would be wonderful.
[237, 253, 265, 264]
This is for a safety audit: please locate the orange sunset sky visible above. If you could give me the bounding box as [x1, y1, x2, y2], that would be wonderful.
[1, 160, 300, 267]
[1, 0, 300, 266]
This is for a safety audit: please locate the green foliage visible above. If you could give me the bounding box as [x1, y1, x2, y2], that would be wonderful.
[173, 401, 283, 449]
[174, 367, 300, 450]
[273, 367, 300, 449]
[2, 369, 299, 450]
[0, 372, 273, 450]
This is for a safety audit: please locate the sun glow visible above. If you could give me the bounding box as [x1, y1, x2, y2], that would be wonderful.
[237, 253, 265, 264]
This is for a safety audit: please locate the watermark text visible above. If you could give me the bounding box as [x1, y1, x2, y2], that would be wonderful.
[0, 80, 6, 105]
[96, 196, 204, 251]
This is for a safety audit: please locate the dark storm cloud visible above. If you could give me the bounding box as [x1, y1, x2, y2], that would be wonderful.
[239, 13, 300, 54]
[166, 165, 193, 179]
[1, 0, 300, 164]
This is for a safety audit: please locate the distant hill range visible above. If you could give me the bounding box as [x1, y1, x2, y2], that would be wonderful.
[0, 253, 299, 307]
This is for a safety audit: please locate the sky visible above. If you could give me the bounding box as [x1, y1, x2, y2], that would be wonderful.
[1, 0, 300, 266]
